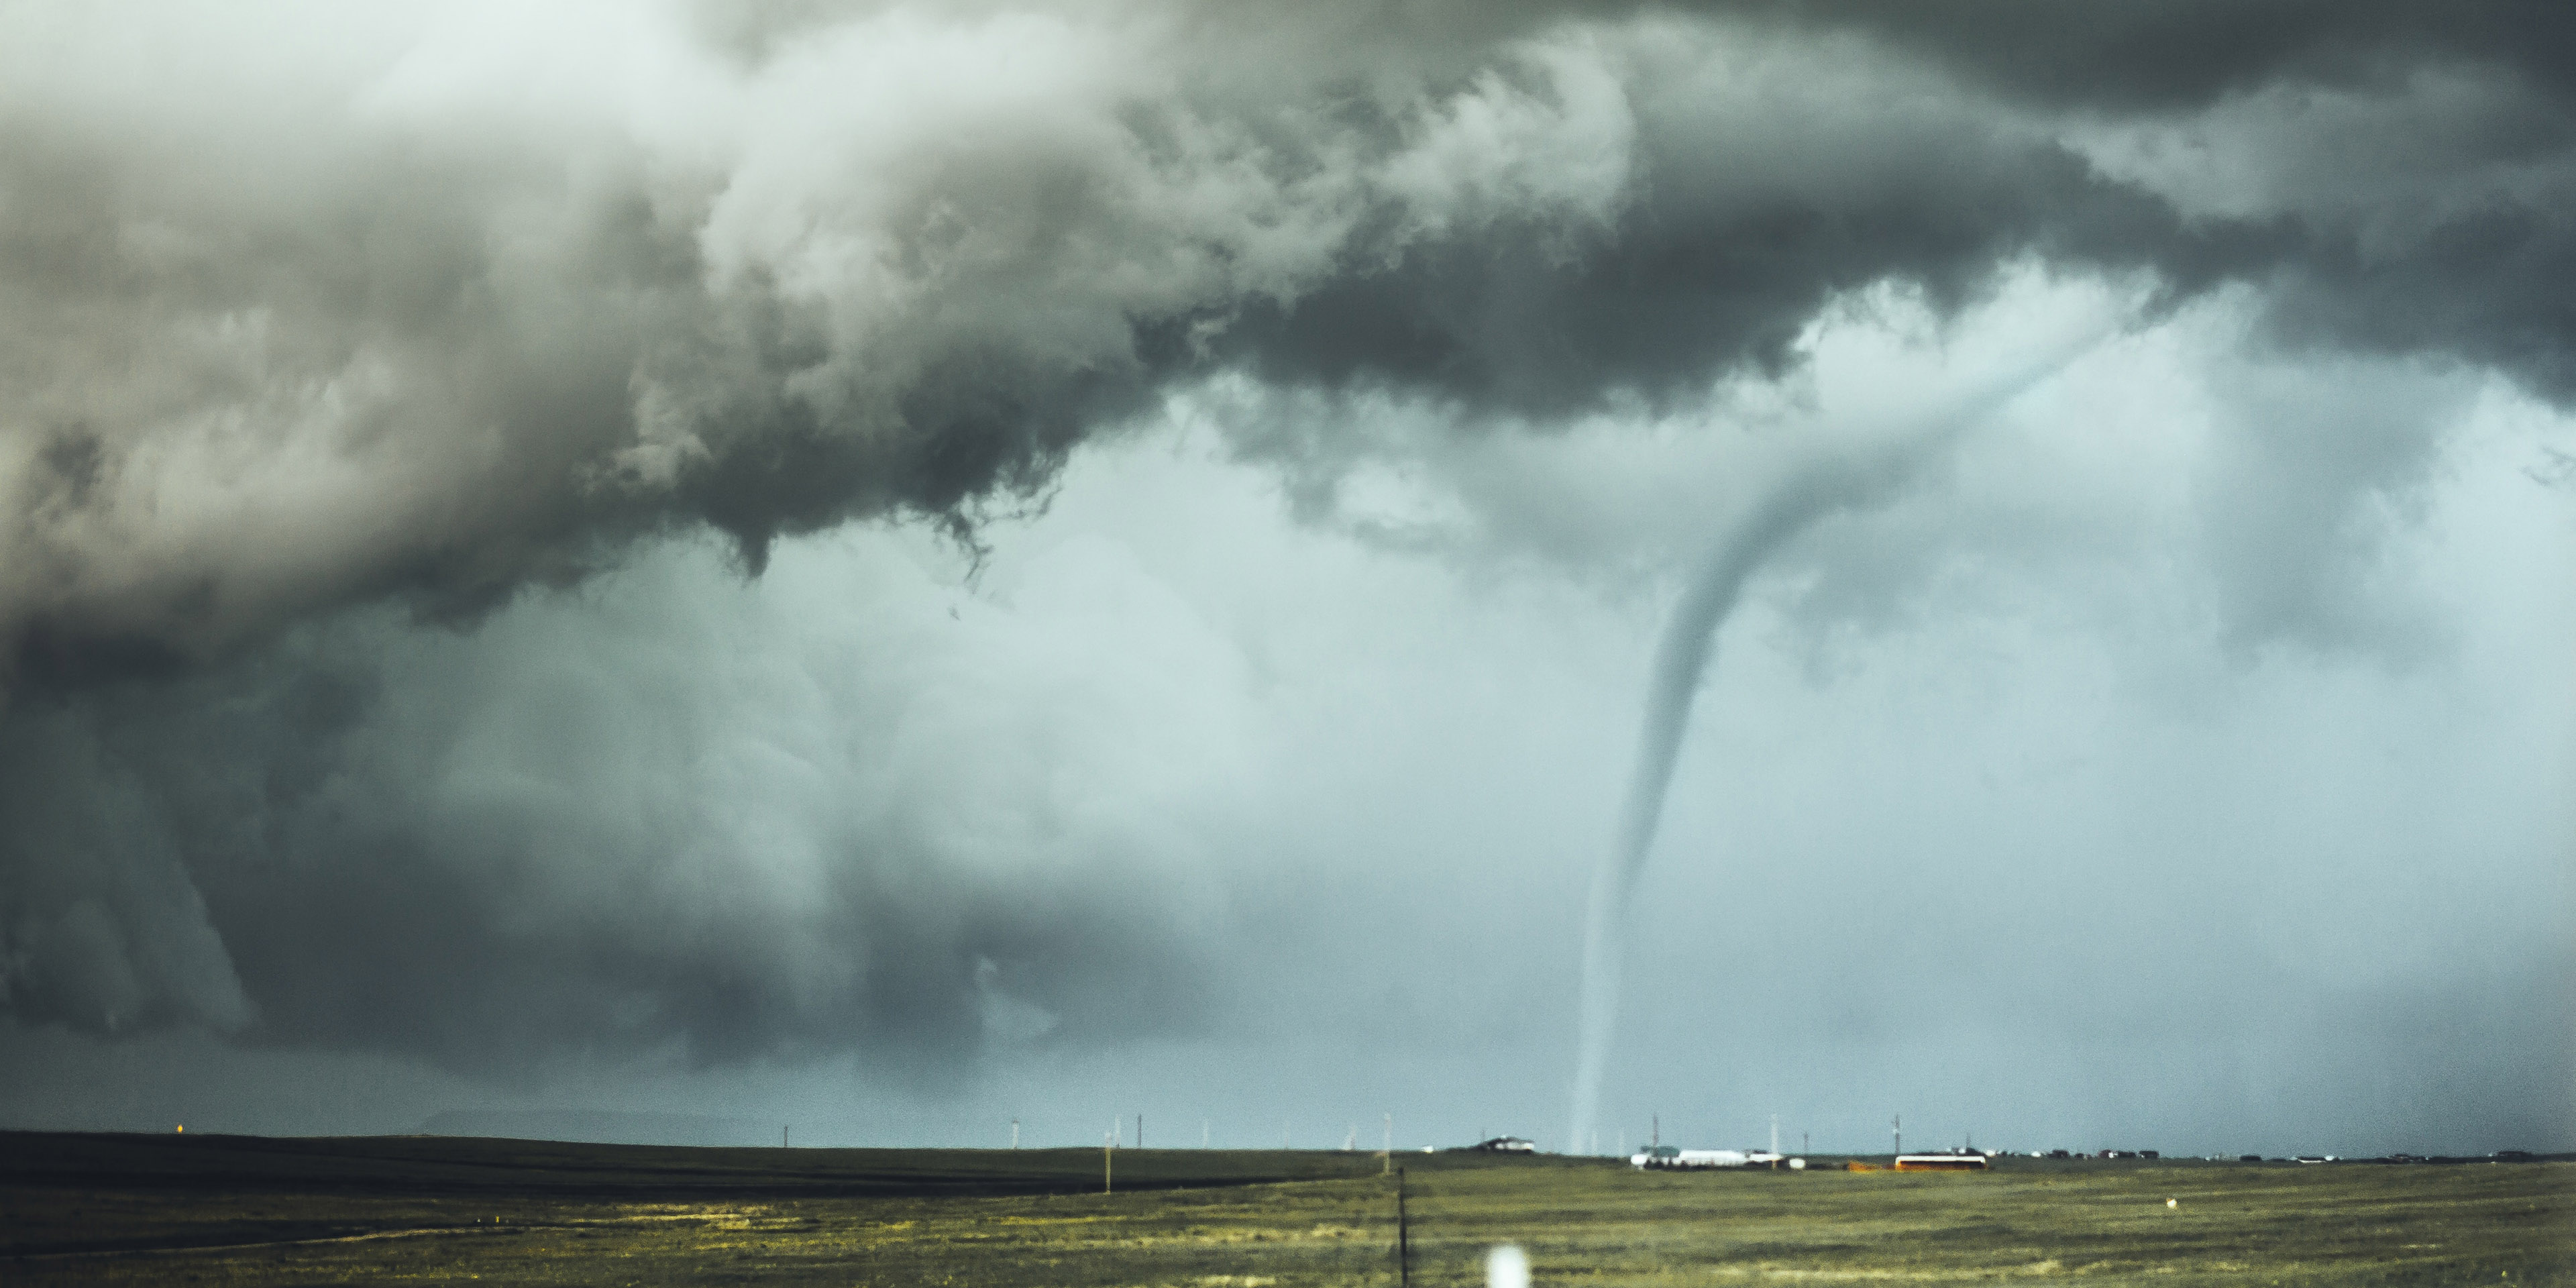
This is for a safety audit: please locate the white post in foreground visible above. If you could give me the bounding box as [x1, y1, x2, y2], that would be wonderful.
[1486, 1245, 1530, 1288]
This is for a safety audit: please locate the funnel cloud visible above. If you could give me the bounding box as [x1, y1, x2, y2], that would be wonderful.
[1567, 327, 2109, 1154]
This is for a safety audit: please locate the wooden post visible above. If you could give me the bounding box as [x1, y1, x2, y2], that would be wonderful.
[1396, 1167, 1409, 1288]
[1105, 1134, 1114, 1195]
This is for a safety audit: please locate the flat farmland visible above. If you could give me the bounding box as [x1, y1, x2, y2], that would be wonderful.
[4, 1132, 2568, 1285]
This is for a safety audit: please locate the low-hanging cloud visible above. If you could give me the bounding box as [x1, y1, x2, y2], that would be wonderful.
[3, 1, 2571, 1089]
[4, 533, 1259, 1070]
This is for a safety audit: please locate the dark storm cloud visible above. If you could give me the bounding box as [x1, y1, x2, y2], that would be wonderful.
[0, 3, 1630, 686]
[1726, 0, 2576, 109]
[1222, 2, 2576, 411]
[1787, 0, 2576, 402]
[1212, 45, 2263, 415]
[5, 2, 2570, 686]
[1, 1, 2570, 1076]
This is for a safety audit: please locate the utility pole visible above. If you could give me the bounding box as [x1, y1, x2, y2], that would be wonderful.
[1892, 1114, 1901, 1160]
[1652, 1114, 1659, 1149]
[783, 1125, 789, 1148]
[1104, 1130, 1114, 1194]
[1383, 1113, 1393, 1175]
[1395, 1167, 1411, 1288]
[1011, 1118, 1020, 1150]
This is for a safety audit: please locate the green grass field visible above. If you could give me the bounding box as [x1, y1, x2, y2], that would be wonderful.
[5, 1132, 2568, 1285]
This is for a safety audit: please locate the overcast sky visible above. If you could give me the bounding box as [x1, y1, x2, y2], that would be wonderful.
[1, 1, 2570, 1160]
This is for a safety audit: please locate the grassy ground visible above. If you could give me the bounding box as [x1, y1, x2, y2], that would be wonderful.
[4, 1132, 2568, 1285]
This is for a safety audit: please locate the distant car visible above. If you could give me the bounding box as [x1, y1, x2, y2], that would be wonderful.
[2294, 1156, 2327, 1164]
[1466, 1137, 1539, 1154]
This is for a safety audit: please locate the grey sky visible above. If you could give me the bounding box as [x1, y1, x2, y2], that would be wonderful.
[1, 1, 2569, 1159]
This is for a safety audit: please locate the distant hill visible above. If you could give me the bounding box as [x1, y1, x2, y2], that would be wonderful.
[415, 1108, 772, 1146]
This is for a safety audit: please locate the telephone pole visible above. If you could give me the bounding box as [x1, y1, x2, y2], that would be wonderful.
[1892, 1114, 1901, 1160]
